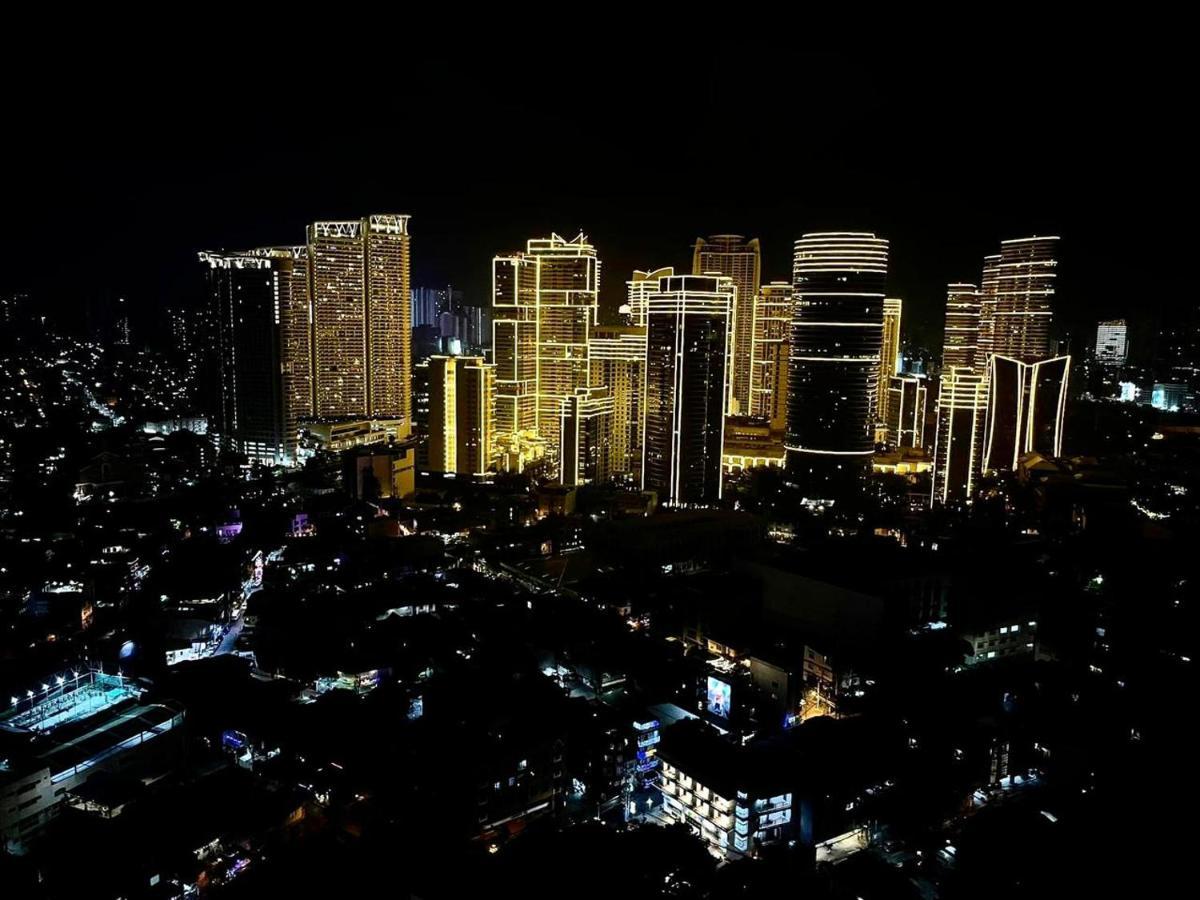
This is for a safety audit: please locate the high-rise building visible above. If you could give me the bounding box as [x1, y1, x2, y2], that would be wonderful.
[589, 325, 647, 482]
[626, 267, 674, 328]
[1095, 319, 1129, 367]
[492, 233, 600, 475]
[427, 355, 495, 476]
[983, 355, 1070, 471]
[750, 281, 793, 431]
[200, 251, 290, 465]
[986, 236, 1059, 363]
[931, 369, 988, 506]
[877, 298, 902, 425]
[785, 232, 889, 487]
[411, 286, 442, 329]
[886, 374, 927, 449]
[642, 274, 734, 505]
[693, 236, 759, 415]
[307, 215, 412, 422]
[943, 283, 981, 371]
[977, 254, 1000, 365]
[560, 386, 615, 486]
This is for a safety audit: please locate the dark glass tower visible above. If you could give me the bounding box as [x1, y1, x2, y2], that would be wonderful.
[785, 232, 889, 491]
[642, 275, 734, 506]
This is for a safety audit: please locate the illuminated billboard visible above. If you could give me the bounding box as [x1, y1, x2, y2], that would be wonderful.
[707, 676, 731, 719]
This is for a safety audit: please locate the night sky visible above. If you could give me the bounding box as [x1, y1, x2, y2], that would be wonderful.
[4, 37, 1190, 355]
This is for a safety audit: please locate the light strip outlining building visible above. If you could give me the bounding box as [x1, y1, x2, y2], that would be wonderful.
[931, 369, 988, 506]
[877, 297, 902, 424]
[886, 374, 927, 449]
[642, 274, 735, 505]
[942, 283, 981, 371]
[693, 236, 760, 415]
[983, 354, 1071, 472]
[625, 267, 674, 328]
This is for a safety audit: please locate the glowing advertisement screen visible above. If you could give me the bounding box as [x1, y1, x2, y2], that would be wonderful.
[707, 676, 731, 719]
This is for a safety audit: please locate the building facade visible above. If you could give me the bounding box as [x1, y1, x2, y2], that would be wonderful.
[886, 374, 927, 449]
[943, 283, 981, 371]
[625, 266, 674, 328]
[560, 386, 615, 486]
[1095, 319, 1128, 367]
[588, 325, 647, 482]
[877, 297, 902, 424]
[931, 369, 988, 506]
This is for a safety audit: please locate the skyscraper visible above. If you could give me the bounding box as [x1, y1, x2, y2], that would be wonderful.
[560, 387, 615, 487]
[750, 281, 793, 431]
[943, 283, 981, 371]
[306, 216, 412, 422]
[877, 297, 902, 425]
[492, 233, 600, 475]
[200, 251, 289, 464]
[589, 325, 647, 482]
[987, 236, 1059, 363]
[427, 355, 495, 476]
[692, 236, 759, 415]
[931, 369, 988, 506]
[625, 267, 674, 328]
[642, 274, 734, 506]
[785, 232, 889, 487]
[977, 254, 1000, 365]
[1095, 319, 1129, 367]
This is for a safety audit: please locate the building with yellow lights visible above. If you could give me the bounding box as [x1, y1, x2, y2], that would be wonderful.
[625, 266, 674, 328]
[693, 236, 760, 416]
[588, 324, 647, 483]
[493, 233, 600, 476]
[877, 297, 902, 426]
[931, 369, 988, 505]
[427, 355, 495, 476]
[750, 281, 792, 431]
[885, 374, 927, 449]
[560, 386, 615, 486]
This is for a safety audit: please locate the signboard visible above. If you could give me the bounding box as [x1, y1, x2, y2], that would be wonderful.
[707, 676, 731, 719]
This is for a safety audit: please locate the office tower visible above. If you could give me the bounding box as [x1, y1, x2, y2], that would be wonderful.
[1095, 319, 1129, 367]
[943, 283, 981, 370]
[983, 354, 1070, 470]
[589, 325, 647, 482]
[931, 369, 988, 506]
[492, 233, 600, 474]
[200, 251, 289, 464]
[692, 236, 760, 414]
[750, 281, 793, 431]
[427, 355, 495, 475]
[560, 387, 615, 486]
[977, 254, 1000, 364]
[642, 274, 735, 505]
[886, 374, 927, 449]
[275, 246, 313, 457]
[785, 232, 889, 487]
[626, 267, 674, 328]
[875, 297, 902, 427]
[307, 215, 412, 422]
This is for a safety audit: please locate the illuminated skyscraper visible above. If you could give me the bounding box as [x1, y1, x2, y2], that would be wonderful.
[427, 355, 495, 476]
[306, 215, 412, 422]
[492, 233, 600, 475]
[785, 232, 889, 487]
[943, 283, 981, 371]
[626, 267, 674, 328]
[560, 387, 615, 486]
[931, 369, 988, 506]
[589, 325, 647, 482]
[750, 281, 793, 431]
[200, 251, 290, 465]
[886, 374, 927, 449]
[877, 297, 902, 424]
[693, 236, 759, 415]
[643, 274, 735, 505]
[1095, 319, 1129, 367]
